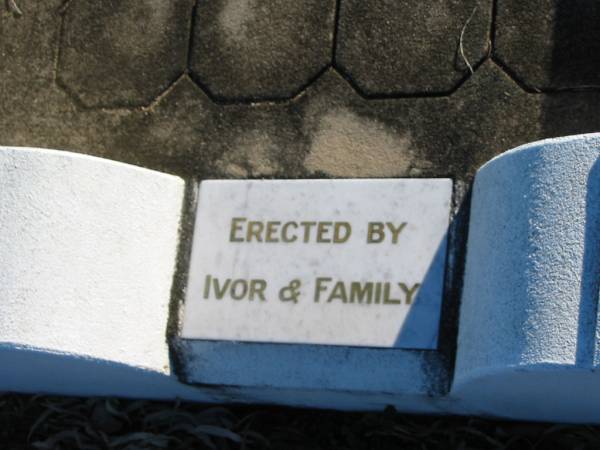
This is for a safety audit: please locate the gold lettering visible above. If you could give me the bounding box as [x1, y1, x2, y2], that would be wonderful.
[300, 221, 317, 242]
[282, 222, 298, 242]
[349, 282, 373, 304]
[316, 222, 333, 243]
[230, 217, 246, 242]
[265, 221, 281, 243]
[399, 282, 421, 304]
[374, 282, 382, 303]
[230, 279, 248, 300]
[247, 221, 264, 242]
[367, 222, 385, 243]
[212, 277, 230, 299]
[386, 222, 407, 244]
[314, 277, 331, 302]
[327, 281, 348, 303]
[333, 222, 351, 243]
[383, 282, 401, 304]
[249, 279, 267, 301]
[203, 274, 211, 299]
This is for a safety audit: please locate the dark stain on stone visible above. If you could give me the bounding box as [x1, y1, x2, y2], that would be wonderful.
[166, 181, 199, 380]
[495, 0, 600, 91]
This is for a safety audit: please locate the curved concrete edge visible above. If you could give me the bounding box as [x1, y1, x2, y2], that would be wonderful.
[0, 343, 214, 401]
[475, 133, 600, 173]
[452, 133, 600, 421]
[451, 364, 600, 423]
[0, 146, 184, 383]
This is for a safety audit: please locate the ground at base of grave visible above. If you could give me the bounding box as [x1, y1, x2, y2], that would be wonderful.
[1, 394, 599, 450]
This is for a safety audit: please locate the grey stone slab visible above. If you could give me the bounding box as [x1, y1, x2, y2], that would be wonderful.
[495, 0, 600, 90]
[189, 0, 336, 101]
[58, 0, 194, 108]
[2, 1, 600, 185]
[335, 0, 492, 95]
[107, 76, 308, 177]
[0, 0, 63, 95]
[541, 91, 600, 137]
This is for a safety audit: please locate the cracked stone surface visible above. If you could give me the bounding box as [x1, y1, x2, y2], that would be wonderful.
[1, 0, 600, 184]
[335, 0, 493, 95]
[189, 0, 336, 101]
[58, 0, 194, 108]
[495, 0, 600, 90]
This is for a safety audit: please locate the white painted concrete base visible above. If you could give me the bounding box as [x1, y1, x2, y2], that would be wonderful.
[451, 133, 600, 422]
[0, 147, 199, 400]
[3, 138, 600, 423]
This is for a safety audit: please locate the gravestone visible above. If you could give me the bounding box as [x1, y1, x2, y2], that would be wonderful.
[2, 134, 600, 422]
[181, 179, 451, 349]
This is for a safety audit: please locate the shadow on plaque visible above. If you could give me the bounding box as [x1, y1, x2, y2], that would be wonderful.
[392, 228, 451, 350]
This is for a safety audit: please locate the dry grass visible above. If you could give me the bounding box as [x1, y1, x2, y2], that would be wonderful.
[2, 394, 600, 449]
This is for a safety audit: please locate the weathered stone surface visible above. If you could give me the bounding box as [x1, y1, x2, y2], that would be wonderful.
[2, 1, 600, 184]
[189, 0, 336, 101]
[335, 0, 492, 95]
[58, 0, 194, 108]
[298, 62, 538, 180]
[495, 0, 600, 90]
[110, 76, 304, 177]
[541, 91, 600, 136]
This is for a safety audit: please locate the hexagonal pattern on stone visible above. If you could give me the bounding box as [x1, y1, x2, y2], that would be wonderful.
[7, 0, 600, 192]
[495, 0, 600, 90]
[58, 0, 194, 108]
[335, 0, 492, 96]
[189, 0, 336, 101]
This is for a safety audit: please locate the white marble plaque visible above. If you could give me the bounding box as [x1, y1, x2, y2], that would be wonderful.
[181, 179, 452, 349]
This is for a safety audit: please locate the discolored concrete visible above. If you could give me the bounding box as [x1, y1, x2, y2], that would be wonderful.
[0, 1, 599, 183]
[335, 0, 493, 95]
[58, 0, 194, 108]
[495, 0, 600, 91]
[189, 0, 336, 101]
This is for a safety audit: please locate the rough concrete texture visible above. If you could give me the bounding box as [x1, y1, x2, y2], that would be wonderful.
[452, 134, 600, 422]
[190, 0, 336, 101]
[336, 0, 493, 95]
[0, 147, 183, 371]
[495, 0, 600, 91]
[2, 1, 600, 183]
[0, 147, 217, 400]
[58, 0, 194, 108]
[177, 340, 450, 412]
